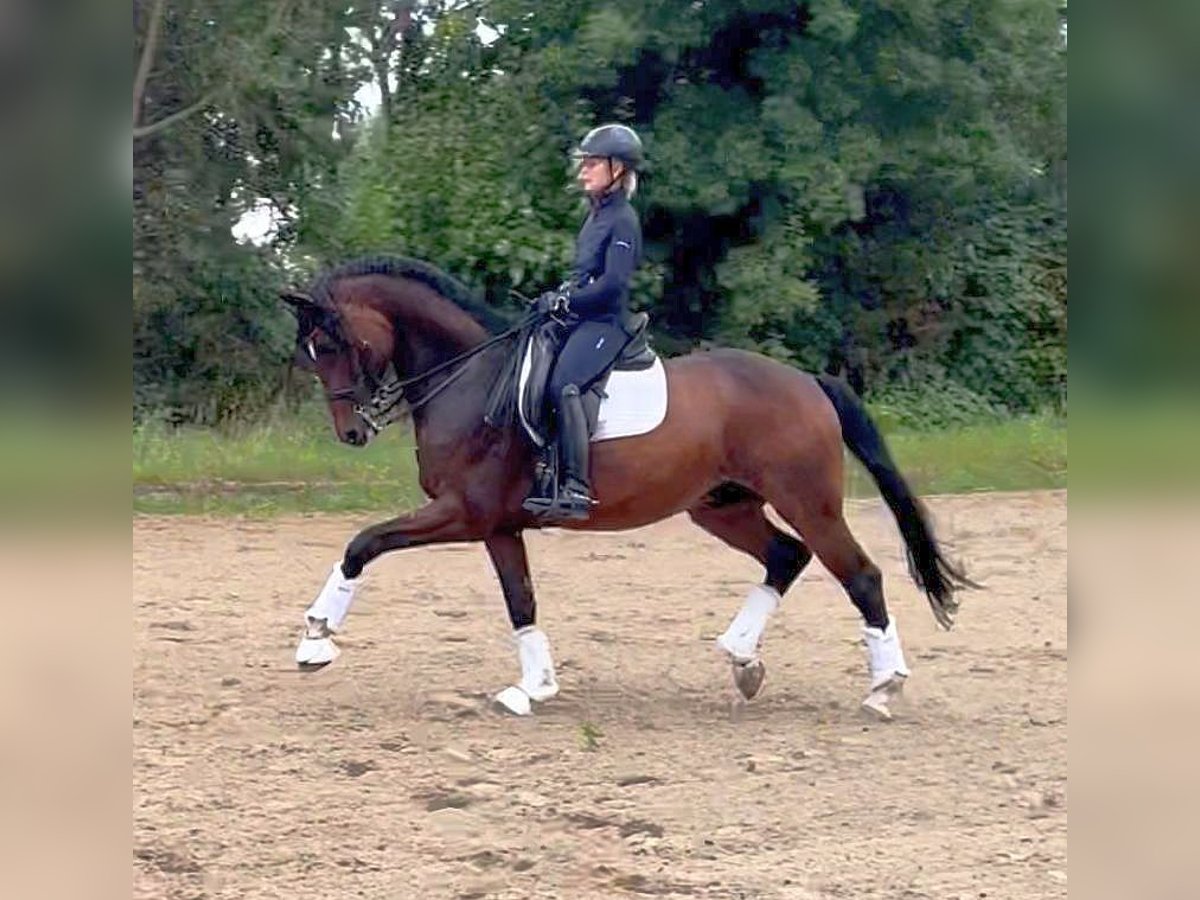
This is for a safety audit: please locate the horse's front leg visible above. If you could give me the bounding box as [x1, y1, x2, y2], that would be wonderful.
[484, 530, 559, 716]
[295, 497, 470, 668]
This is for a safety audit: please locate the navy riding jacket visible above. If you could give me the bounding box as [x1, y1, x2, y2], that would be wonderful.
[566, 191, 642, 329]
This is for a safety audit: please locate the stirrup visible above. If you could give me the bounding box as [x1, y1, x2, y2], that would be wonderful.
[522, 494, 555, 515]
[534, 485, 595, 521]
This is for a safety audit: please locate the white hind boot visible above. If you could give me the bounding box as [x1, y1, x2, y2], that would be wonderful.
[716, 585, 779, 700]
[861, 617, 910, 720]
[295, 563, 359, 667]
[494, 626, 559, 716]
[717, 584, 780, 663]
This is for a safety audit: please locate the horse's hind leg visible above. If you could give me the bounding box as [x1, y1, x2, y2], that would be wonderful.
[689, 489, 813, 594]
[688, 488, 813, 698]
[770, 497, 910, 719]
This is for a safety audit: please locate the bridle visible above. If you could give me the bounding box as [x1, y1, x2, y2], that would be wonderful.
[306, 308, 537, 435]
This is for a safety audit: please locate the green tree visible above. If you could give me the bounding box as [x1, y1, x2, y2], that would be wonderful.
[132, 0, 364, 420]
[134, 0, 1066, 423]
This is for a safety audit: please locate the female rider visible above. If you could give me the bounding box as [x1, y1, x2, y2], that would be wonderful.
[523, 123, 646, 522]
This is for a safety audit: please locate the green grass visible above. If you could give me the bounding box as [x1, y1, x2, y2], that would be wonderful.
[134, 406, 426, 515]
[133, 406, 1066, 516]
[852, 413, 1067, 498]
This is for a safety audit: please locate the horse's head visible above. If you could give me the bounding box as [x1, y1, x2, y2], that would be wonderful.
[281, 290, 395, 447]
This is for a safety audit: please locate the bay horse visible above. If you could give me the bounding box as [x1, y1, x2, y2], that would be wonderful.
[283, 256, 973, 719]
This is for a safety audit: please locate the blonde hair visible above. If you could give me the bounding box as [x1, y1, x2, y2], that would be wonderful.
[575, 158, 639, 200]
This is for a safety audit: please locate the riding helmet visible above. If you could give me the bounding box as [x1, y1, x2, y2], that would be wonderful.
[574, 124, 645, 171]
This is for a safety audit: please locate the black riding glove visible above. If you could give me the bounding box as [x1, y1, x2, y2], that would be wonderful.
[533, 290, 570, 316]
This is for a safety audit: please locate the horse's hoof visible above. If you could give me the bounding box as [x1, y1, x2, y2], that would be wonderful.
[732, 658, 766, 700]
[861, 693, 893, 721]
[295, 636, 340, 669]
[493, 685, 533, 716]
[521, 679, 559, 703]
[861, 673, 906, 721]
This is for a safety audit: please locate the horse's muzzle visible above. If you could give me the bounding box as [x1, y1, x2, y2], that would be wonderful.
[342, 427, 370, 447]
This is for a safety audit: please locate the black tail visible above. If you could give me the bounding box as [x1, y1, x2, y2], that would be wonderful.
[816, 374, 979, 629]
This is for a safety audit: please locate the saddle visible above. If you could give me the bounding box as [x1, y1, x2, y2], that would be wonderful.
[484, 312, 656, 449]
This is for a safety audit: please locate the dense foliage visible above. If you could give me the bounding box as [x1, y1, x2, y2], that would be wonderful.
[133, 0, 1066, 424]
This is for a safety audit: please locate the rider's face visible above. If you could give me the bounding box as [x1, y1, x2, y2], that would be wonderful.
[577, 156, 624, 195]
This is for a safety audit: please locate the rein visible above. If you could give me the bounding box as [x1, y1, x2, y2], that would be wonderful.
[346, 313, 539, 433]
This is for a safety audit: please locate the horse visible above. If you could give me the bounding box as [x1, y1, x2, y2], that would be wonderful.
[282, 255, 974, 719]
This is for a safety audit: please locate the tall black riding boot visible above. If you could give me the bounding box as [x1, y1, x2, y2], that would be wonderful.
[542, 384, 595, 521]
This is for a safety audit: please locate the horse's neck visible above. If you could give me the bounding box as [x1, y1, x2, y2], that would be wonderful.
[407, 341, 508, 464]
[389, 297, 487, 378]
[385, 286, 503, 446]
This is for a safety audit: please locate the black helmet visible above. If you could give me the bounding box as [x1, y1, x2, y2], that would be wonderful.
[575, 124, 644, 171]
